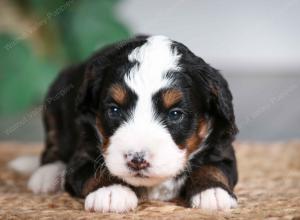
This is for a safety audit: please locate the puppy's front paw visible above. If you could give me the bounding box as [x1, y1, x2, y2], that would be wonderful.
[28, 161, 66, 194]
[190, 187, 237, 211]
[85, 184, 138, 213]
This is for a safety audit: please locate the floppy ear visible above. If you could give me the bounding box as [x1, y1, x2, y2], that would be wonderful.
[76, 58, 106, 115]
[191, 60, 238, 147]
[207, 67, 238, 141]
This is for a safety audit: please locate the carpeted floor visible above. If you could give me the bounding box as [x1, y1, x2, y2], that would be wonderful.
[0, 141, 299, 220]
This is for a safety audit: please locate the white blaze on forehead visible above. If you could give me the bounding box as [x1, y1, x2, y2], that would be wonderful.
[126, 35, 181, 96]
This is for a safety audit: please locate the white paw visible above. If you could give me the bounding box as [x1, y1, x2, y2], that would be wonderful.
[8, 156, 39, 174]
[85, 184, 138, 213]
[190, 187, 237, 211]
[28, 161, 66, 194]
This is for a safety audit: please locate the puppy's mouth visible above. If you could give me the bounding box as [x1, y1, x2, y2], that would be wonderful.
[133, 173, 149, 178]
[129, 170, 150, 178]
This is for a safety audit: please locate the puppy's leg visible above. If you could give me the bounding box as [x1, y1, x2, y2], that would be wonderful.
[28, 91, 69, 194]
[185, 164, 237, 211]
[65, 151, 138, 213]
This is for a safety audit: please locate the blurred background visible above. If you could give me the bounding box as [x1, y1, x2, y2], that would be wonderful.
[0, 0, 299, 142]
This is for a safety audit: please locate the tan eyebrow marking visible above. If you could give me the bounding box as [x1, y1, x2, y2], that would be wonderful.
[162, 89, 183, 108]
[109, 84, 127, 105]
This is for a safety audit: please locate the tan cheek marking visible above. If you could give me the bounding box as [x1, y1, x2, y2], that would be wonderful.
[110, 84, 127, 105]
[96, 116, 110, 153]
[162, 89, 183, 109]
[185, 119, 208, 156]
[185, 133, 201, 153]
[198, 119, 208, 140]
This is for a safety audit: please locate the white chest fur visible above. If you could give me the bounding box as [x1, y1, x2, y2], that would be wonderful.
[147, 176, 186, 201]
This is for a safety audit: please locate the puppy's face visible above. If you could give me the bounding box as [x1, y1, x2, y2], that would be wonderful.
[80, 36, 236, 187]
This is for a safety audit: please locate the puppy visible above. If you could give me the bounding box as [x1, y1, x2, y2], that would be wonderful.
[27, 35, 238, 212]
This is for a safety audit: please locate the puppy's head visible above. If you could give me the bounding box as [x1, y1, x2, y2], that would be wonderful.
[78, 35, 237, 187]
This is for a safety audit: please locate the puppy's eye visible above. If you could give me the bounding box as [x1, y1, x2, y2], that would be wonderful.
[108, 105, 122, 118]
[168, 109, 184, 122]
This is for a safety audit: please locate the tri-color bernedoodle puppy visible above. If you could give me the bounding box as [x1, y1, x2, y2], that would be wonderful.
[15, 35, 239, 212]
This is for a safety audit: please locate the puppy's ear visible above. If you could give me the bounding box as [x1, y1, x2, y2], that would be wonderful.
[76, 58, 106, 115]
[191, 59, 238, 146]
[207, 67, 238, 141]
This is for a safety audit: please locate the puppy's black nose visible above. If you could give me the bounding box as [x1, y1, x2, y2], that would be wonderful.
[126, 152, 149, 171]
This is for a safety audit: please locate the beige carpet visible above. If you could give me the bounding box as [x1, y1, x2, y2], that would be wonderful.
[0, 141, 300, 220]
